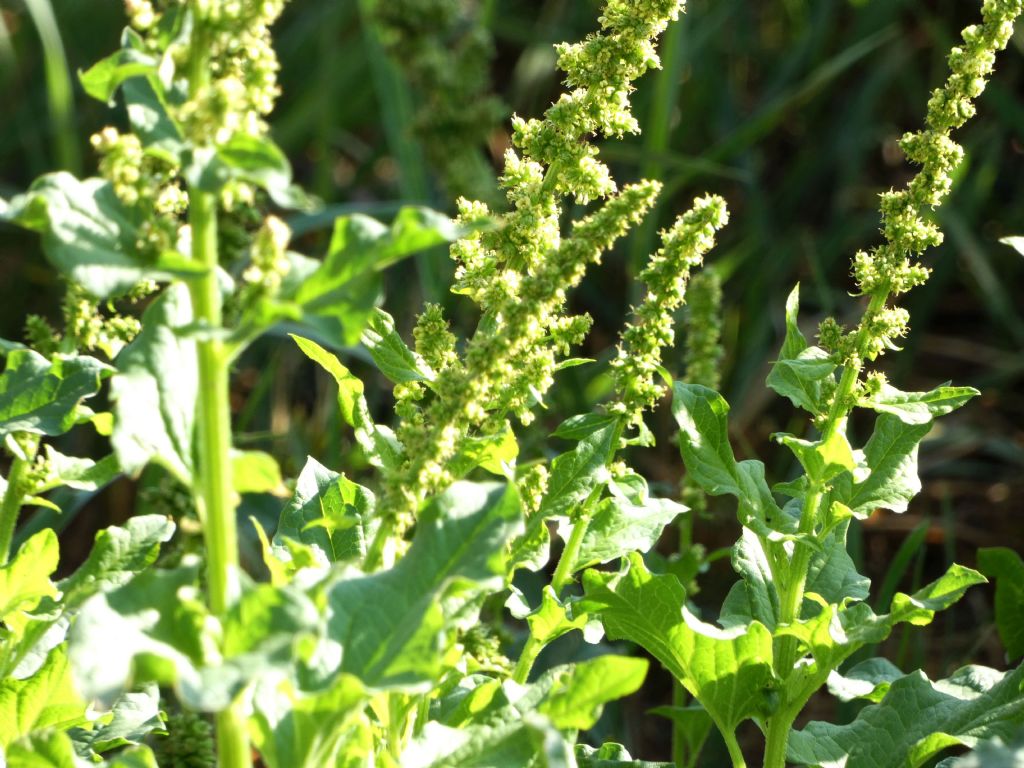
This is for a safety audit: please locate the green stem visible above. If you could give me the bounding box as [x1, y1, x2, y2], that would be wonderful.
[764, 289, 891, 764]
[763, 708, 797, 768]
[189, 190, 249, 768]
[723, 731, 747, 768]
[0, 455, 30, 566]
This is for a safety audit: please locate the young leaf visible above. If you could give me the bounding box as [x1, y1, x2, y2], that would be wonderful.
[0, 529, 59, 623]
[671, 383, 783, 529]
[231, 450, 284, 495]
[788, 665, 1024, 768]
[539, 420, 619, 518]
[361, 308, 435, 384]
[581, 552, 777, 738]
[292, 335, 402, 470]
[326, 482, 523, 689]
[978, 547, 1024, 661]
[0, 350, 112, 438]
[573, 495, 684, 572]
[0, 646, 86, 747]
[274, 457, 376, 564]
[1, 174, 203, 298]
[38, 448, 119, 493]
[250, 675, 369, 768]
[82, 684, 164, 755]
[843, 414, 932, 516]
[110, 285, 197, 483]
[804, 520, 871, 608]
[58, 515, 175, 608]
[826, 657, 904, 703]
[78, 34, 158, 104]
[859, 382, 979, 425]
[719, 527, 780, 630]
[780, 284, 809, 360]
[538, 655, 649, 730]
[448, 424, 518, 478]
[766, 347, 835, 416]
[520, 586, 588, 647]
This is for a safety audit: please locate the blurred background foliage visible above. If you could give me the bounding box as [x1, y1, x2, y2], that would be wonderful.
[2, 0, 1023, 761]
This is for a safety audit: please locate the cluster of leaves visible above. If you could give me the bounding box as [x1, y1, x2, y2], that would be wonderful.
[1, 0, 1023, 767]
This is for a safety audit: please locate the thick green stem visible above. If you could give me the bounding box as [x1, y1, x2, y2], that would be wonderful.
[763, 707, 798, 768]
[0, 455, 30, 566]
[723, 731, 747, 768]
[188, 191, 248, 768]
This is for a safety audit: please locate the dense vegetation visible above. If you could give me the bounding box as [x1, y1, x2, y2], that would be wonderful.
[1, 1, 1023, 766]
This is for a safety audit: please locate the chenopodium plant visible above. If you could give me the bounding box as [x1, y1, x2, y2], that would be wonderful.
[0, 0, 735, 767]
[579, 1, 1024, 767]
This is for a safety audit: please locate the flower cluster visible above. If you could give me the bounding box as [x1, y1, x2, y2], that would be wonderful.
[370, 0, 504, 202]
[832, 0, 1022, 364]
[177, 1, 287, 147]
[610, 195, 728, 426]
[683, 269, 725, 393]
[375, 0, 687, 528]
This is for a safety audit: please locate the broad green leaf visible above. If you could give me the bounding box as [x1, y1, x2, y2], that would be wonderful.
[327, 482, 523, 689]
[59, 515, 176, 609]
[187, 134, 304, 210]
[122, 77, 183, 158]
[859, 382, 979, 425]
[0, 350, 112, 438]
[361, 309, 434, 384]
[84, 684, 164, 755]
[581, 552, 776, 736]
[231, 450, 284, 495]
[788, 664, 1024, 768]
[1, 174, 202, 298]
[978, 548, 1024, 661]
[292, 335, 402, 470]
[290, 208, 461, 345]
[576, 743, 674, 767]
[574, 495, 683, 572]
[539, 655, 648, 730]
[3, 730, 78, 768]
[844, 414, 932, 516]
[110, 286, 197, 483]
[0, 646, 86, 746]
[672, 383, 783, 529]
[826, 657, 904, 703]
[0, 529, 59, 623]
[78, 33, 157, 104]
[552, 413, 620, 441]
[719, 527, 780, 630]
[804, 520, 870, 608]
[250, 675, 368, 768]
[766, 346, 836, 415]
[274, 457, 376, 564]
[540, 420, 619, 518]
[401, 719, 573, 768]
[938, 733, 1024, 767]
[68, 560, 210, 706]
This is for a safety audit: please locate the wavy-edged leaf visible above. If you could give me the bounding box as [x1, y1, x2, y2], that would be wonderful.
[274, 457, 376, 564]
[581, 552, 776, 736]
[327, 482, 523, 689]
[292, 335, 402, 470]
[110, 286, 196, 483]
[859, 382, 979, 425]
[574, 494, 683, 572]
[0, 350, 112, 439]
[1, 174, 203, 298]
[767, 346, 835, 415]
[0, 529, 59, 624]
[361, 308, 434, 384]
[0, 646, 86, 746]
[978, 548, 1024, 661]
[789, 665, 1024, 768]
[672, 383, 783, 529]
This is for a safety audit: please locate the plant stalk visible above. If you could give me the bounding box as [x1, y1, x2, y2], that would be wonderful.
[0, 454, 30, 566]
[763, 289, 891, 765]
[188, 190, 249, 768]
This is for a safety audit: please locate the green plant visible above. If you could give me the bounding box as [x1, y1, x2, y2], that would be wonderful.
[0, 1, 1022, 767]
